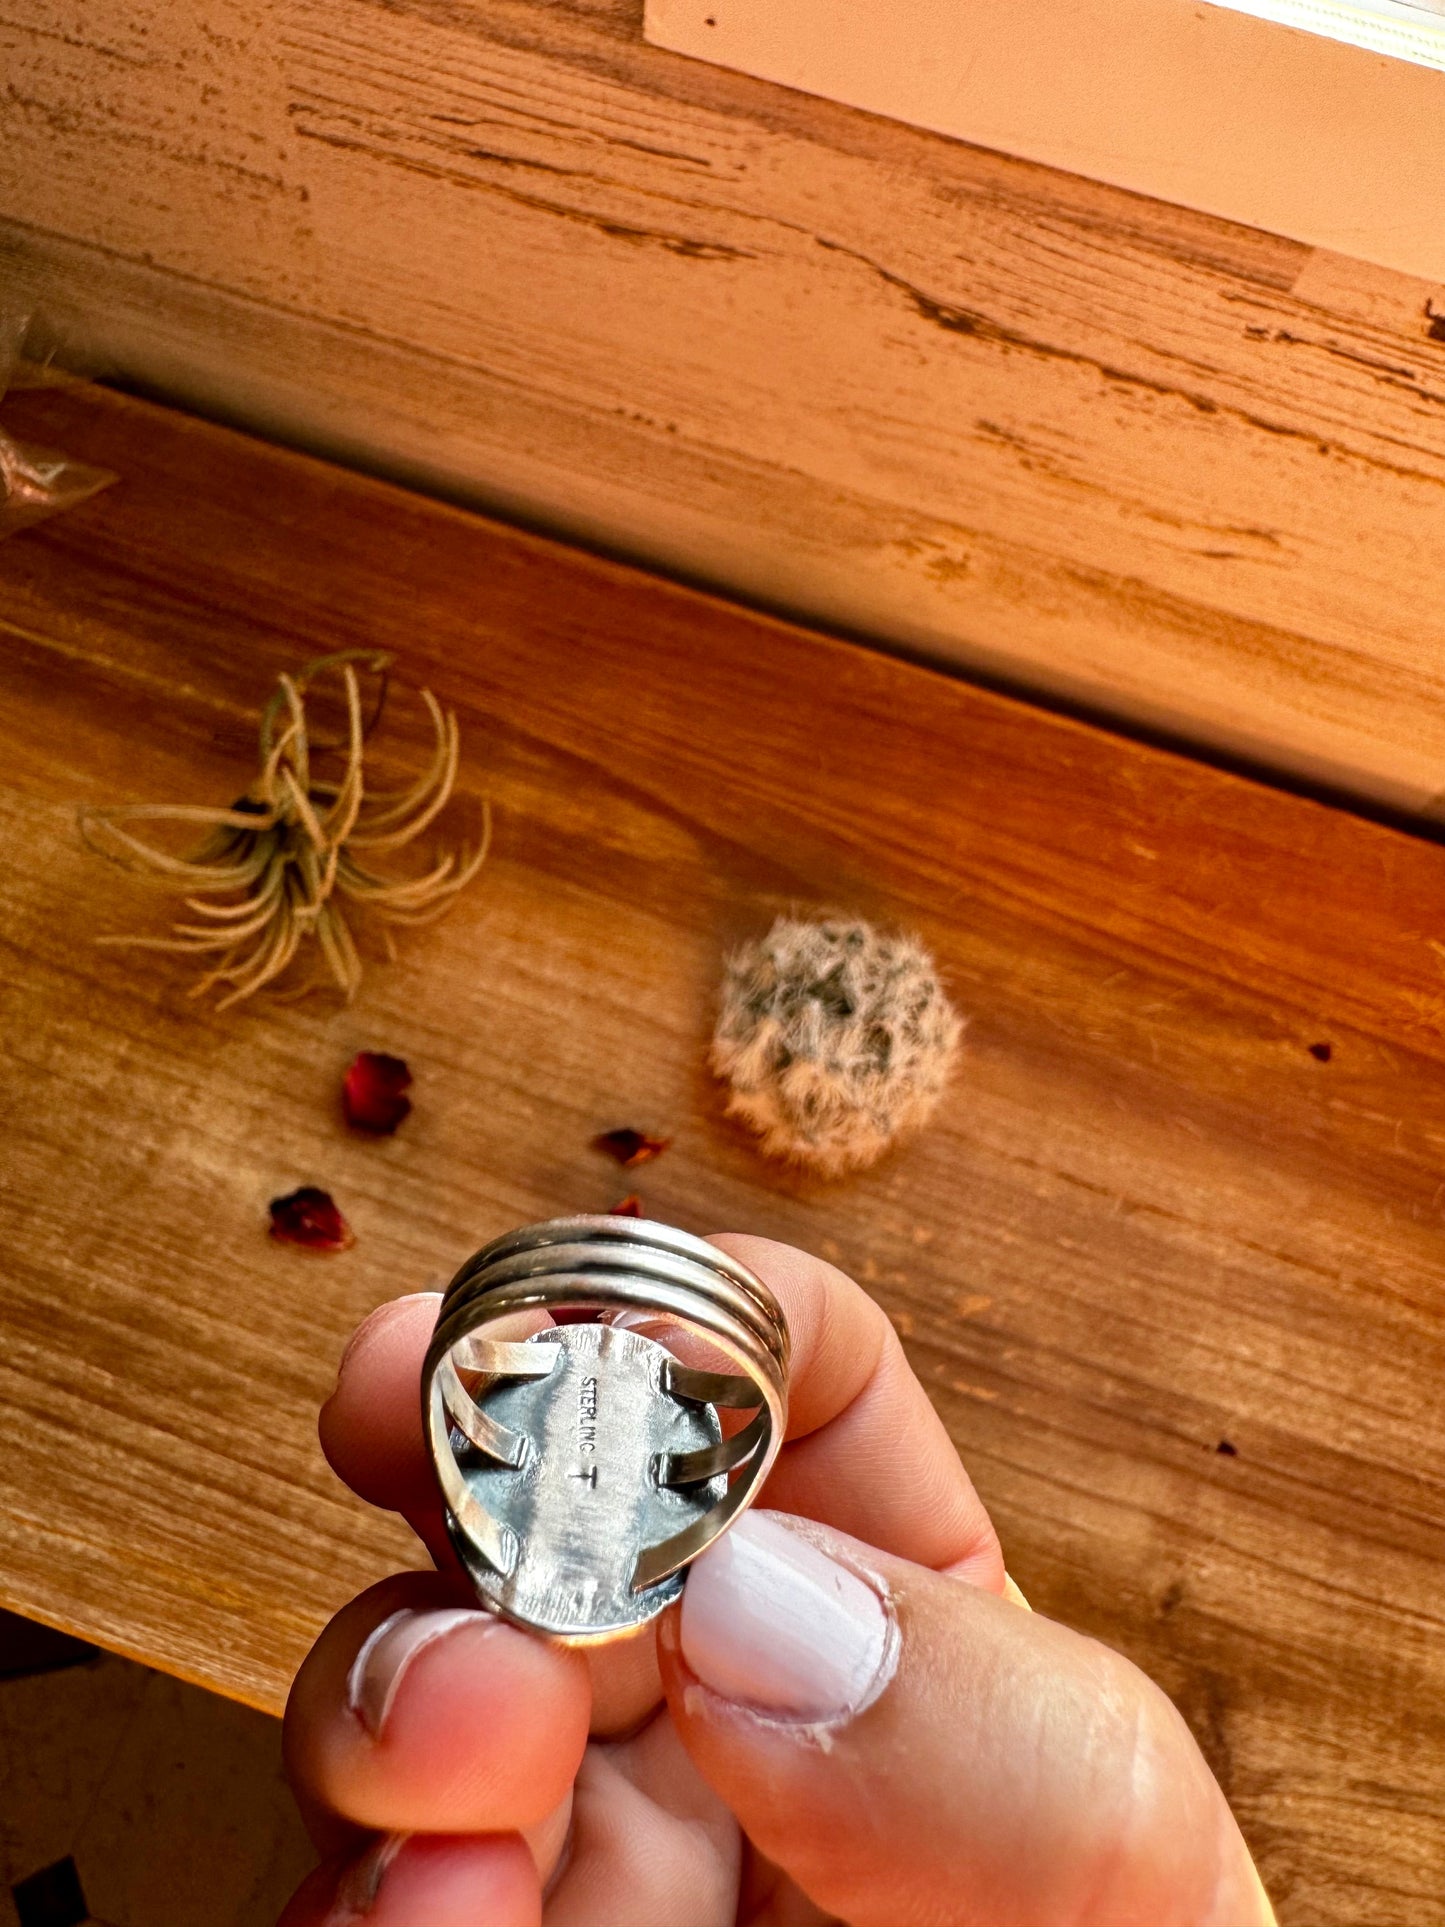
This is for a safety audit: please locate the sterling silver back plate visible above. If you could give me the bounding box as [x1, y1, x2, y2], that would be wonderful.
[424, 1215, 790, 1643]
[445, 1324, 725, 1638]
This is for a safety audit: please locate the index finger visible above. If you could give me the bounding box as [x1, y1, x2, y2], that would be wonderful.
[319, 1236, 1003, 1587]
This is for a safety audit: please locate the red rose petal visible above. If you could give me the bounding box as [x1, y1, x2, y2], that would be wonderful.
[609, 1193, 645, 1217]
[344, 1051, 413, 1134]
[593, 1128, 670, 1169]
[269, 1186, 355, 1252]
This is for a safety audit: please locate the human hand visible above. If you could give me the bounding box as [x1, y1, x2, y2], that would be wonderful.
[279, 1235, 1273, 1927]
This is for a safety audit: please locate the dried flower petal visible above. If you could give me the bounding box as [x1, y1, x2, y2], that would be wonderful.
[343, 1052, 413, 1134]
[270, 1186, 355, 1252]
[609, 1193, 645, 1217]
[593, 1128, 671, 1169]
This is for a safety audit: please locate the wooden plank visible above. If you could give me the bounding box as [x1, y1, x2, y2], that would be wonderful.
[3, 1, 1445, 815]
[2, 383, 1445, 1922]
[646, 0, 1445, 278]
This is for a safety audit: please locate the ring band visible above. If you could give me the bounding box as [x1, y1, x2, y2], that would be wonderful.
[423, 1216, 790, 1641]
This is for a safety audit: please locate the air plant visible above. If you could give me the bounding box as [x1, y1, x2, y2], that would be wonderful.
[80, 650, 489, 1008]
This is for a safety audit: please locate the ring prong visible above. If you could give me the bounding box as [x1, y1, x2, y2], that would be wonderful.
[653, 1408, 770, 1488]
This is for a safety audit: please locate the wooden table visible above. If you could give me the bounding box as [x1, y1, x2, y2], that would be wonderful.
[2, 384, 1443, 1923]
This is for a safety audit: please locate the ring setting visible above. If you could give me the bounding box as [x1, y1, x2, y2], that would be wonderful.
[422, 1216, 790, 1641]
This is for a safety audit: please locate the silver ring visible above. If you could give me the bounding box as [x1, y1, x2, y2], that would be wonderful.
[423, 1215, 790, 1641]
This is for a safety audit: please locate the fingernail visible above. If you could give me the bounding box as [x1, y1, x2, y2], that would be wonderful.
[324, 1832, 408, 1924]
[347, 1607, 492, 1737]
[328, 1292, 441, 1400]
[680, 1511, 894, 1721]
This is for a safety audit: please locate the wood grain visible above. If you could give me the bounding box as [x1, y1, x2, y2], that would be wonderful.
[3, 1, 1445, 812]
[646, 0, 1445, 279]
[2, 384, 1445, 1921]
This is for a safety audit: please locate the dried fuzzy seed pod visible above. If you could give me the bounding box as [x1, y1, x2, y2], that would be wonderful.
[711, 917, 963, 1176]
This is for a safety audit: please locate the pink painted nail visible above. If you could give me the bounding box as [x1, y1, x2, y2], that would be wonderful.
[680, 1510, 895, 1721]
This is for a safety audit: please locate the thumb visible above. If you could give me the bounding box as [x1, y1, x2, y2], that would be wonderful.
[659, 1512, 1272, 1927]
